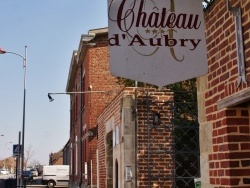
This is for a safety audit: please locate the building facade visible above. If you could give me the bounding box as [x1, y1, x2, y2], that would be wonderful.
[63, 139, 70, 165]
[66, 28, 123, 188]
[65, 1, 250, 187]
[97, 88, 137, 188]
[198, 0, 250, 187]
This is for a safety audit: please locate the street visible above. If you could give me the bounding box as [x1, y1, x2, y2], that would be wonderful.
[0, 175, 67, 188]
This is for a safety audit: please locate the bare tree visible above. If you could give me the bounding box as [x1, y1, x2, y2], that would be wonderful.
[25, 145, 36, 169]
[30, 159, 41, 167]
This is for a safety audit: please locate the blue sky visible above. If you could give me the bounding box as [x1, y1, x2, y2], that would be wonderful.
[0, 1, 108, 165]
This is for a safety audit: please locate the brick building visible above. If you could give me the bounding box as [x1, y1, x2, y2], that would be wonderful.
[66, 28, 123, 188]
[198, 0, 250, 187]
[65, 1, 250, 187]
[63, 139, 70, 165]
[49, 149, 63, 165]
[0, 157, 16, 174]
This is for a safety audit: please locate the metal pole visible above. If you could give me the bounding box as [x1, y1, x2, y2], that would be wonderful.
[20, 46, 27, 187]
[0, 47, 27, 187]
[16, 157, 18, 186]
[17, 131, 21, 187]
[3, 136, 6, 169]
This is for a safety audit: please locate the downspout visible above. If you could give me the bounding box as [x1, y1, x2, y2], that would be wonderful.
[70, 102, 75, 186]
[79, 65, 83, 188]
[135, 82, 138, 188]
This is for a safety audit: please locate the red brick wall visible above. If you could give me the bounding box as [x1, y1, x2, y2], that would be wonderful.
[205, 0, 250, 187]
[97, 88, 174, 188]
[136, 89, 174, 187]
[83, 34, 123, 185]
[69, 32, 124, 187]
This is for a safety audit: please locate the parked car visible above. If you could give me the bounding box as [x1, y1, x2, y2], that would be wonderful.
[30, 168, 38, 177]
[0, 169, 10, 175]
[18, 170, 33, 181]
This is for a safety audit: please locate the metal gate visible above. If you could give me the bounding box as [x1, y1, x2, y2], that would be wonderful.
[137, 88, 200, 188]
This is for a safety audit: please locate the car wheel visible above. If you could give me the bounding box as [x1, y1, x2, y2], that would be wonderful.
[47, 180, 55, 188]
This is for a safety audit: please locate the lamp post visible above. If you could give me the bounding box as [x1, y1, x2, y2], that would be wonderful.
[0, 46, 27, 187]
[1, 134, 4, 160]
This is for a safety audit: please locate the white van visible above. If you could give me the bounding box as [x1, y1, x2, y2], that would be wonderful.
[42, 165, 69, 188]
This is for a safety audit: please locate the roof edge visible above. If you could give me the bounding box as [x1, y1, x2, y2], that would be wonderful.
[66, 50, 78, 92]
[66, 27, 108, 92]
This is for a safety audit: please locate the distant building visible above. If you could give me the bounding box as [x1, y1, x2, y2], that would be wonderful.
[49, 149, 63, 165]
[0, 157, 16, 174]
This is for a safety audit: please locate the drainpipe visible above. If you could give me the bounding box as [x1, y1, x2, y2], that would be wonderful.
[79, 65, 83, 188]
[135, 82, 138, 188]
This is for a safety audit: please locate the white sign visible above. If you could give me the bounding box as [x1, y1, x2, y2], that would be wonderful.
[108, 0, 208, 88]
[126, 166, 132, 182]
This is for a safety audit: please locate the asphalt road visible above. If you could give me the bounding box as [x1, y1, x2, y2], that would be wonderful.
[0, 175, 67, 188]
[25, 185, 67, 188]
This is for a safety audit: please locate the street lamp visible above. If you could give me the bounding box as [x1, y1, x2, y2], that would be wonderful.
[47, 91, 107, 102]
[48, 89, 108, 187]
[0, 46, 27, 187]
[1, 135, 4, 160]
